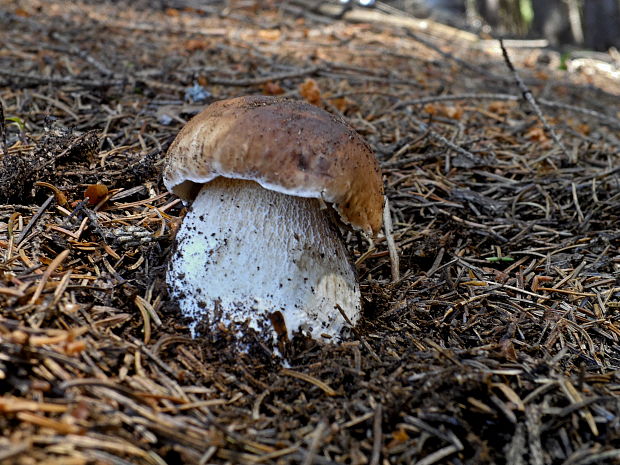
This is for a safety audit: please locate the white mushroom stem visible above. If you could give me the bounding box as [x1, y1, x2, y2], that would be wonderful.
[167, 177, 361, 343]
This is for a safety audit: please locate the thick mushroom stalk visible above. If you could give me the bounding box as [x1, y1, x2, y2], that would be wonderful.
[167, 177, 361, 342]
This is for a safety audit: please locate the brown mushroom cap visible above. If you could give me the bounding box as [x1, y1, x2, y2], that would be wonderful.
[163, 95, 384, 235]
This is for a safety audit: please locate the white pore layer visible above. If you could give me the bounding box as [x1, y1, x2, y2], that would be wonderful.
[167, 177, 361, 343]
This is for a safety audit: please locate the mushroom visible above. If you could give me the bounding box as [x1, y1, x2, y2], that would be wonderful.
[163, 95, 383, 346]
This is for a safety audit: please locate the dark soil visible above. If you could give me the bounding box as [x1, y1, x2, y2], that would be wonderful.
[1, 1, 619, 464]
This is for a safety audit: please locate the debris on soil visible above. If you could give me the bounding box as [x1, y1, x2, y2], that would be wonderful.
[1, 1, 619, 464]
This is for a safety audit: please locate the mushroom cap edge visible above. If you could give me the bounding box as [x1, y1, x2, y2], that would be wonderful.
[163, 95, 384, 235]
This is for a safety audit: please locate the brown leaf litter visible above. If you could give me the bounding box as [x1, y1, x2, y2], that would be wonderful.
[0, 1, 619, 464]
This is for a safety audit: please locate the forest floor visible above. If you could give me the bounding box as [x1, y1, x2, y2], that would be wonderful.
[1, 1, 620, 464]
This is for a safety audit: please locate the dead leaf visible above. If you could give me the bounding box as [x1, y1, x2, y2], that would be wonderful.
[258, 29, 281, 41]
[500, 339, 518, 362]
[525, 126, 548, 143]
[185, 39, 210, 51]
[329, 97, 350, 112]
[14, 7, 31, 17]
[65, 340, 87, 356]
[387, 428, 410, 448]
[423, 103, 437, 115]
[84, 184, 109, 206]
[576, 123, 590, 135]
[299, 78, 321, 105]
[443, 105, 463, 120]
[262, 81, 285, 95]
[487, 101, 513, 116]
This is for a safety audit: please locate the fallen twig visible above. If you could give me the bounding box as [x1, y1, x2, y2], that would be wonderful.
[499, 39, 569, 159]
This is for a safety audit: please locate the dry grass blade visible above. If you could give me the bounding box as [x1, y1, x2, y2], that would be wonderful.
[1, 1, 619, 463]
[370, 403, 383, 465]
[0, 98, 7, 155]
[499, 38, 569, 158]
[0, 443, 31, 462]
[29, 249, 70, 305]
[281, 368, 337, 396]
[0, 397, 69, 413]
[383, 197, 400, 282]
